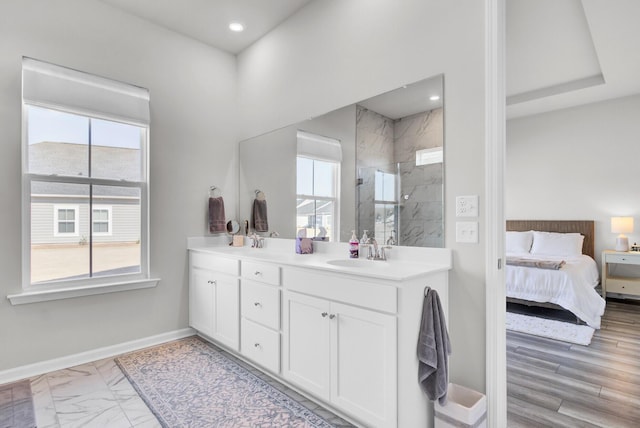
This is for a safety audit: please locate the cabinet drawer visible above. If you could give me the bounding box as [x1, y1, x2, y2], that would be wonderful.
[606, 278, 640, 296]
[190, 251, 239, 276]
[241, 318, 280, 373]
[283, 267, 397, 313]
[607, 253, 640, 265]
[241, 260, 281, 285]
[242, 280, 280, 330]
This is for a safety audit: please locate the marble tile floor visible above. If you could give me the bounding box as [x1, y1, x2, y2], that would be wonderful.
[8, 338, 354, 428]
[28, 358, 160, 428]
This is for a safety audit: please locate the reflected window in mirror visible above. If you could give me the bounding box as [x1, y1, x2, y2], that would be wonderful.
[374, 170, 398, 244]
[296, 131, 342, 241]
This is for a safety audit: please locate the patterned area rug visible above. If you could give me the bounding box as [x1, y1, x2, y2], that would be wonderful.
[115, 336, 336, 428]
[506, 312, 595, 345]
[0, 380, 36, 428]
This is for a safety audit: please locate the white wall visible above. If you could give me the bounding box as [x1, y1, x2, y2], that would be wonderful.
[506, 94, 640, 266]
[0, 0, 237, 370]
[238, 0, 488, 392]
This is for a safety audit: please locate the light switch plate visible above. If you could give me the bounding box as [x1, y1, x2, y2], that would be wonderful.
[456, 221, 479, 243]
[456, 195, 479, 217]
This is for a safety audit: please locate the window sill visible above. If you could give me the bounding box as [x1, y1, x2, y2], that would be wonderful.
[6, 278, 160, 305]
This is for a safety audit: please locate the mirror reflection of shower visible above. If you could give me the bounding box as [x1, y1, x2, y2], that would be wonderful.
[356, 103, 443, 247]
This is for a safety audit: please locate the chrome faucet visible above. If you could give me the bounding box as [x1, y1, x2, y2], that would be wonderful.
[250, 233, 264, 248]
[368, 238, 378, 260]
[269, 231, 280, 238]
[367, 238, 391, 261]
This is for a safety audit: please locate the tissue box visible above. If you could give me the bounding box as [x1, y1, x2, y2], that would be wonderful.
[296, 237, 313, 254]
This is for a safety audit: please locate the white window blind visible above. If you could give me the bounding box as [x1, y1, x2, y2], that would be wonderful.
[296, 130, 342, 163]
[22, 57, 150, 125]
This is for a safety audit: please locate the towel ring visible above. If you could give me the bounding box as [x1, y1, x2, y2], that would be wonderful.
[255, 189, 266, 201]
[424, 286, 431, 296]
[209, 186, 220, 198]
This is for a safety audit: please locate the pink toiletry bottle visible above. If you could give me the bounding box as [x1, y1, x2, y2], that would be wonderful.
[349, 230, 359, 258]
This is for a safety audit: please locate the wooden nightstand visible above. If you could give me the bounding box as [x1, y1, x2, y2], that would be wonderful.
[601, 250, 640, 298]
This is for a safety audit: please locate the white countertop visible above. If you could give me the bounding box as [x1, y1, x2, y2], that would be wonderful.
[188, 239, 452, 282]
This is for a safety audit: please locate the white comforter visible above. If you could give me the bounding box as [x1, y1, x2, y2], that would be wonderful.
[506, 253, 605, 329]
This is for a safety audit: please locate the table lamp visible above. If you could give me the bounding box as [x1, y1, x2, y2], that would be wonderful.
[611, 216, 634, 252]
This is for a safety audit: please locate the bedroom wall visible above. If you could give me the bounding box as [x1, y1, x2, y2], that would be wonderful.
[0, 0, 237, 370]
[506, 94, 640, 268]
[237, 0, 488, 393]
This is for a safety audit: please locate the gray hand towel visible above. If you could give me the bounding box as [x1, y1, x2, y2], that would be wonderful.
[417, 288, 451, 405]
[252, 199, 269, 232]
[208, 197, 226, 233]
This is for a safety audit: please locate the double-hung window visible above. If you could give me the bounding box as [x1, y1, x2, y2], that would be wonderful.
[14, 57, 155, 302]
[296, 131, 341, 242]
[374, 169, 398, 245]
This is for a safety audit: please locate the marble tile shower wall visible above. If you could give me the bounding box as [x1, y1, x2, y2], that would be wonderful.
[356, 106, 443, 247]
[356, 107, 394, 238]
[396, 109, 443, 247]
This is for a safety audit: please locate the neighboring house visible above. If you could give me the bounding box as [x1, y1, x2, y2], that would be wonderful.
[29, 141, 141, 246]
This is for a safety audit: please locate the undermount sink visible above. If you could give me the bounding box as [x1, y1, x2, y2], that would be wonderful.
[326, 258, 386, 268]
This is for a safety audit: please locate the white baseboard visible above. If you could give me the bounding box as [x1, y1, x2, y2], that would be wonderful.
[0, 328, 195, 385]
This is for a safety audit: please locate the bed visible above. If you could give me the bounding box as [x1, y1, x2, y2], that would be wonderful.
[506, 220, 606, 329]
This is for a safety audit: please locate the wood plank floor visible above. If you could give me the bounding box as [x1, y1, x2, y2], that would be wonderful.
[507, 299, 640, 427]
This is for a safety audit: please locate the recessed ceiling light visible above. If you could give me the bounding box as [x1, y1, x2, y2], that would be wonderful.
[429, 95, 440, 101]
[229, 22, 244, 32]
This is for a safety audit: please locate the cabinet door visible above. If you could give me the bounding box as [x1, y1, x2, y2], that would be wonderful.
[330, 302, 397, 428]
[213, 275, 240, 351]
[282, 291, 331, 400]
[189, 267, 215, 337]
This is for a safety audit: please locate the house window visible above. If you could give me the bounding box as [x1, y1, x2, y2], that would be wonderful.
[296, 131, 341, 242]
[54, 205, 79, 236]
[22, 58, 149, 288]
[374, 170, 398, 243]
[416, 146, 443, 166]
[92, 206, 112, 236]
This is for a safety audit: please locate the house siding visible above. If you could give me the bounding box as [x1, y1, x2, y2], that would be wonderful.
[31, 200, 140, 245]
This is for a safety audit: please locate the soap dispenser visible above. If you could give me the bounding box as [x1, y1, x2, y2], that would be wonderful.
[349, 230, 359, 258]
[360, 230, 369, 244]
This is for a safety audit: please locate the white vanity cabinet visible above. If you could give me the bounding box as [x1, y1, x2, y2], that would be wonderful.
[188, 251, 240, 351]
[239, 260, 282, 373]
[188, 244, 450, 428]
[283, 290, 397, 428]
[282, 267, 398, 428]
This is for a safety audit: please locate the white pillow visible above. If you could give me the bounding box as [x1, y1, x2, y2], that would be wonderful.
[530, 231, 584, 257]
[506, 231, 533, 254]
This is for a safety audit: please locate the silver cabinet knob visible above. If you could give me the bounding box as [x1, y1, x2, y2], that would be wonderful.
[329, 314, 336, 320]
[321, 312, 328, 317]
[207, 280, 216, 285]
[254, 302, 262, 308]
[254, 271, 262, 276]
[254, 343, 261, 349]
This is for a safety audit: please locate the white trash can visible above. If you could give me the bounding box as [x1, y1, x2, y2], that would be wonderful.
[434, 383, 487, 428]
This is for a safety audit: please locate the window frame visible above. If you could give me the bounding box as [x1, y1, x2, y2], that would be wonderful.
[20, 104, 151, 293]
[295, 155, 341, 242]
[8, 58, 158, 305]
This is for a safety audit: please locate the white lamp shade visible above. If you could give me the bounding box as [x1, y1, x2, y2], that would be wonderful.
[612, 217, 634, 251]
[611, 217, 634, 234]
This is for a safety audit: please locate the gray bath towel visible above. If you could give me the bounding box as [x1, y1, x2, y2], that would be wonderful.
[252, 199, 269, 232]
[417, 288, 451, 405]
[208, 196, 226, 233]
